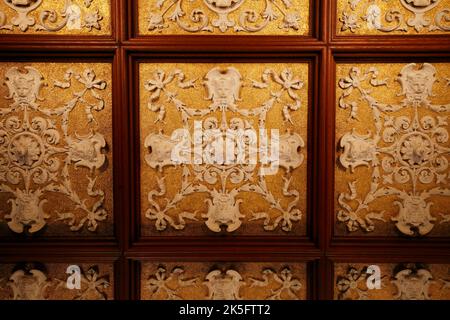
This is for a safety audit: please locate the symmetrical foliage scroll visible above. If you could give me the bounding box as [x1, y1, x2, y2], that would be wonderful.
[140, 63, 308, 236]
[0, 263, 112, 300]
[336, 63, 450, 237]
[337, 0, 450, 34]
[141, 262, 306, 300]
[335, 263, 450, 300]
[0, 63, 112, 236]
[139, 0, 310, 35]
[0, 0, 110, 34]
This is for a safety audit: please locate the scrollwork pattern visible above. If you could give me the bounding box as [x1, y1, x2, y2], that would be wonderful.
[0, 65, 110, 234]
[336, 63, 450, 236]
[0, 0, 106, 33]
[143, 0, 306, 34]
[338, 0, 450, 34]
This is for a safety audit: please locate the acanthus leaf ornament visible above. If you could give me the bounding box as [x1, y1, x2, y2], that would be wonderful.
[0, 65, 110, 234]
[337, 63, 450, 236]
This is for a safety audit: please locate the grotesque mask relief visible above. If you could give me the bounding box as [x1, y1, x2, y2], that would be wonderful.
[140, 0, 309, 35]
[392, 267, 433, 300]
[141, 263, 306, 300]
[0, 0, 110, 34]
[336, 63, 450, 237]
[334, 263, 450, 300]
[337, 0, 450, 34]
[0, 263, 112, 300]
[0, 63, 113, 236]
[140, 63, 308, 236]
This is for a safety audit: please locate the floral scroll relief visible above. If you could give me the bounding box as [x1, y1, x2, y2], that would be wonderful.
[0, 0, 103, 32]
[0, 66, 109, 234]
[339, 0, 450, 33]
[2, 264, 110, 300]
[335, 264, 442, 300]
[142, 66, 306, 233]
[146, 0, 301, 33]
[145, 265, 302, 300]
[337, 63, 450, 236]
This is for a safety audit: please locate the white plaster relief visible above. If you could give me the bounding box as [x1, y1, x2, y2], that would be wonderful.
[0, 66, 109, 234]
[337, 63, 450, 236]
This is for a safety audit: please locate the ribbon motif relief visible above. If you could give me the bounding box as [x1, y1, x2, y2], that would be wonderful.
[335, 263, 450, 300]
[144, 264, 303, 300]
[338, 0, 450, 34]
[142, 65, 306, 234]
[0, 65, 110, 234]
[336, 63, 450, 236]
[0, 263, 110, 300]
[0, 0, 104, 32]
[145, 0, 304, 33]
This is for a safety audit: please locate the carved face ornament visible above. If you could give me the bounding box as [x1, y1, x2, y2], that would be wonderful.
[398, 132, 434, 167]
[8, 269, 49, 300]
[204, 67, 242, 110]
[392, 193, 435, 236]
[204, 189, 243, 232]
[4, 66, 43, 109]
[401, 0, 440, 13]
[4, 0, 42, 11]
[203, 0, 244, 13]
[6, 189, 48, 233]
[204, 269, 244, 300]
[392, 269, 433, 300]
[397, 63, 436, 105]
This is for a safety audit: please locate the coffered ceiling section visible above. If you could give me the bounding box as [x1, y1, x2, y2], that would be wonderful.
[337, 0, 450, 35]
[0, 0, 111, 35]
[334, 262, 450, 300]
[0, 262, 114, 300]
[140, 63, 309, 236]
[141, 262, 307, 300]
[0, 62, 113, 237]
[138, 0, 310, 35]
[335, 62, 450, 237]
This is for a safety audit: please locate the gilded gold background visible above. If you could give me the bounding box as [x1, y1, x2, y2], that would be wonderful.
[0, 62, 113, 237]
[334, 263, 450, 300]
[335, 63, 450, 237]
[138, 0, 310, 35]
[140, 62, 309, 236]
[0, 0, 111, 35]
[141, 262, 307, 300]
[0, 262, 113, 300]
[337, 0, 450, 35]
